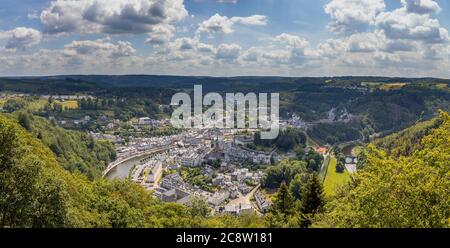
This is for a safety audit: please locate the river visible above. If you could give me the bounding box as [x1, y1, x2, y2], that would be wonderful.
[342, 144, 356, 156]
[105, 155, 148, 180]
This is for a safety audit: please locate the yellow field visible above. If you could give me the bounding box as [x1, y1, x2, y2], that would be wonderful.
[361, 82, 408, 91]
[380, 83, 407, 90]
[57, 100, 79, 110]
[323, 157, 351, 197]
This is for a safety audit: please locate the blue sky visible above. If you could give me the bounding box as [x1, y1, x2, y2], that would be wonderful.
[0, 0, 449, 77]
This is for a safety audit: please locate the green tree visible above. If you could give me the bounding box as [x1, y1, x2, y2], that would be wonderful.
[300, 173, 324, 227]
[18, 112, 32, 131]
[336, 153, 346, 173]
[289, 174, 305, 201]
[187, 196, 211, 219]
[272, 182, 296, 216]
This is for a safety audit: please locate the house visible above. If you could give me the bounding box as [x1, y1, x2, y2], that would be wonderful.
[161, 174, 183, 190]
[212, 175, 225, 186]
[161, 188, 190, 203]
[138, 117, 153, 125]
[314, 147, 328, 155]
[234, 135, 254, 146]
[181, 152, 206, 167]
[224, 203, 254, 215]
[146, 162, 162, 184]
[345, 156, 358, 174]
[224, 205, 238, 215]
[255, 191, 272, 213]
[239, 203, 254, 215]
[252, 153, 271, 165]
[208, 190, 230, 206]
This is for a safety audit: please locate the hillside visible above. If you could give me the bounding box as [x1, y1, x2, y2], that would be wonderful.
[316, 112, 450, 227]
[373, 116, 442, 157]
[12, 112, 116, 179]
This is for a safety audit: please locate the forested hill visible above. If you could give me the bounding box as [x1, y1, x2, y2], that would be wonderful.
[12, 112, 116, 179]
[1, 75, 450, 92]
[0, 114, 265, 228]
[316, 112, 450, 228]
[372, 115, 443, 157]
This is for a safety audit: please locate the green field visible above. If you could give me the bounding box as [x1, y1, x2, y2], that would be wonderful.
[323, 157, 351, 197]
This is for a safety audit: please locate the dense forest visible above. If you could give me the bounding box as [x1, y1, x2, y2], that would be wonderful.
[15, 112, 116, 179]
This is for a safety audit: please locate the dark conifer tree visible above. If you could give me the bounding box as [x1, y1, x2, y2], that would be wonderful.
[300, 173, 324, 227]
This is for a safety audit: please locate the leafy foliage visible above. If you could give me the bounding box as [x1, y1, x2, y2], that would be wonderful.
[14, 113, 116, 179]
[262, 159, 307, 189]
[316, 112, 450, 228]
[255, 128, 307, 152]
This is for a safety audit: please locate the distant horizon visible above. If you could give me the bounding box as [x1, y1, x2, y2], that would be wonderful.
[1, 74, 450, 81]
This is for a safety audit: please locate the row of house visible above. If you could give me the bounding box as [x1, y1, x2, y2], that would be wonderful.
[224, 144, 272, 165]
[41, 95, 95, 100]
[223, 203, 254, 216]
[254, 190, 271, 213]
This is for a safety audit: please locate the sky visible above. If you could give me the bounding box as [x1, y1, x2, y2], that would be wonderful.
[0, 0, 449, 78]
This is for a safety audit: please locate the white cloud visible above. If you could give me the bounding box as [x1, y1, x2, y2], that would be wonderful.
[40, 0, 188, 34]
[63, 39, 136, 58]
[197, 14, 235, 34]
[239, 46, 290, 65]
[27, 11, 40, 20]
[275, 33, 309, 48]
[197, 13, 267, 34]
[401, 0, 441, 14]
[376, 8, 449, 43]
[230, 15, 267, 26]
[0, 27, 42, 51]
[274, 33, 314, 64]
[216, 43, 241, 60]
[319, 0, 449, 75]
[217, 0, 238, 3]
[175, 37, 198, 50]
[324, 0, 385, 33]
[197, 43, 216, 53]
[345, 32, 380, 53]
[145, 24, 175, 45]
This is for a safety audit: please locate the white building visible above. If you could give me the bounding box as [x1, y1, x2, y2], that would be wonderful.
[208, 190, 230, 206]
[138, 117, 158, 126]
